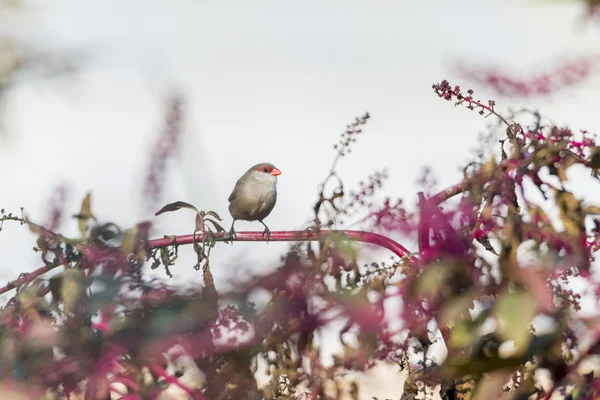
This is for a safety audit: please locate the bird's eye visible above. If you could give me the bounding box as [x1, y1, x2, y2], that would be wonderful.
[263, 167, 269, 172]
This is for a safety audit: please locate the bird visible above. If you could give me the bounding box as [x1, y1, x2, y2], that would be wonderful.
[228, 162, 282, 242]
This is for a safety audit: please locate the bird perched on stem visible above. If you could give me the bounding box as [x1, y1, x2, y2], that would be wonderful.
[228, 162, 282, 241]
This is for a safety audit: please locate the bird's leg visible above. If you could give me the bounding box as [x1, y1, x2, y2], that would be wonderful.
[228, 220, 237, 242]
[259, 220, 271, 243]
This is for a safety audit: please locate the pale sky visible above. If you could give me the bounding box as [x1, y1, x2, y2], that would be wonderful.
[1, 0, 600, 379]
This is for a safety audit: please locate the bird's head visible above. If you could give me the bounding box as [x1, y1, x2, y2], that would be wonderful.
[245, 162, 282, 184]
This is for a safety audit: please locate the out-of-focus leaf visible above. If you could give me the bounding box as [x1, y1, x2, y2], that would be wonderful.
[494, 289, 537, 356]
[498, 216, 520, 275]
[555, 189, 584, 238]
[476, 234, 497, 255]
[442, 332, 560, 378]
[447, 320, 480, 349]
[473, 370, 511, 400]
[154, 201, 198, 216]
[89, 222, 121, 243]
[528, 204, 554, 228]
[17, 286, 44, 323]
[17, 286, 39, 310]
[35, 235, 51, 265]
[439, 291, 476, 328]
[0, 381, 45, 400]
[48, 275, 62, 303]
[455, 376, 475, 400]
[61, 268, 85, 315]
[25, 218, 41, 234]
[588, 146, 600, 169]
[585, 205, 600, 215]
[120, 225, 138, 256]
[73, 192, 96, 238]
[120, 222, 151, 262]
[514, 268, 553, 313]
[480, 158, 497, 179]
[412, 262, 450, 299]
[556, 153, 578, 182]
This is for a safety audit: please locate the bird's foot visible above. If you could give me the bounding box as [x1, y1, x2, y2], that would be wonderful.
[261, 227, 271, 243]
[228, 226, 237, 242]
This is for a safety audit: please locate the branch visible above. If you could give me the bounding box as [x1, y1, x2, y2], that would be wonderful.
[147, 230, 411, 258]
[0, 230, 412, 296]
[0, 264, 56, 295]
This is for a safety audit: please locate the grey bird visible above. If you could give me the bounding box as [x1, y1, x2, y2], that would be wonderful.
[228, 162, 282, 241]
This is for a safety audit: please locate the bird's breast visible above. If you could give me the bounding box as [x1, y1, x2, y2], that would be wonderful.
[229, 181, 277, 221]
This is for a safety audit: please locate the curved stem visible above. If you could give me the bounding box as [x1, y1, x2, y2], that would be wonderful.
[148, 230, 411, 258]
[0, 264, 56, 295]
[0, 230, 412, 296]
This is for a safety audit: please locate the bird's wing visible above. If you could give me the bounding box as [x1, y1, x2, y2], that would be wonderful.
[228, 177, 243, 202]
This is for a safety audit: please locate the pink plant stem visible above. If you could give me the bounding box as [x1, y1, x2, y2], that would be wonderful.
[0, 230, 412, 296]
[0, 264, 55, 295]
[148, 230, 412, 258]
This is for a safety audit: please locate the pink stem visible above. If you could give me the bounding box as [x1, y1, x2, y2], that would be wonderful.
[148, 230, 412, 258]
[0, 230, 412, 296]
[0, 264, 54, 295]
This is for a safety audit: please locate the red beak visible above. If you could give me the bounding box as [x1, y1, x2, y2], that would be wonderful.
[271, 168, 282, 176]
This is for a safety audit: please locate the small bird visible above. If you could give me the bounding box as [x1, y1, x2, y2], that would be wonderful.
[228, 162, 282, 241]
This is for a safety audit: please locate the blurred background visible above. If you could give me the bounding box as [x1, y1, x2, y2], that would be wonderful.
[1, 1, 600, 393]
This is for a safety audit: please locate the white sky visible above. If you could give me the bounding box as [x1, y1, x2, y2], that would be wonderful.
[1, 0, 600, 380]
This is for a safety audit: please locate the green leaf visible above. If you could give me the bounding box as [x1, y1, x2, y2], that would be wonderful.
[154, 201, 199, 216]
[48, 275, 63, 303]
[61, 268, 86, 315]
[412, 262, 450, 298]
[120, 222, 151, 262]
[86, 276, 120, 315]
[494, 289, 537, 356]
[18, 286, 39, 310]
[120, 224, 146, 257]
[73, 192, 96, 238]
